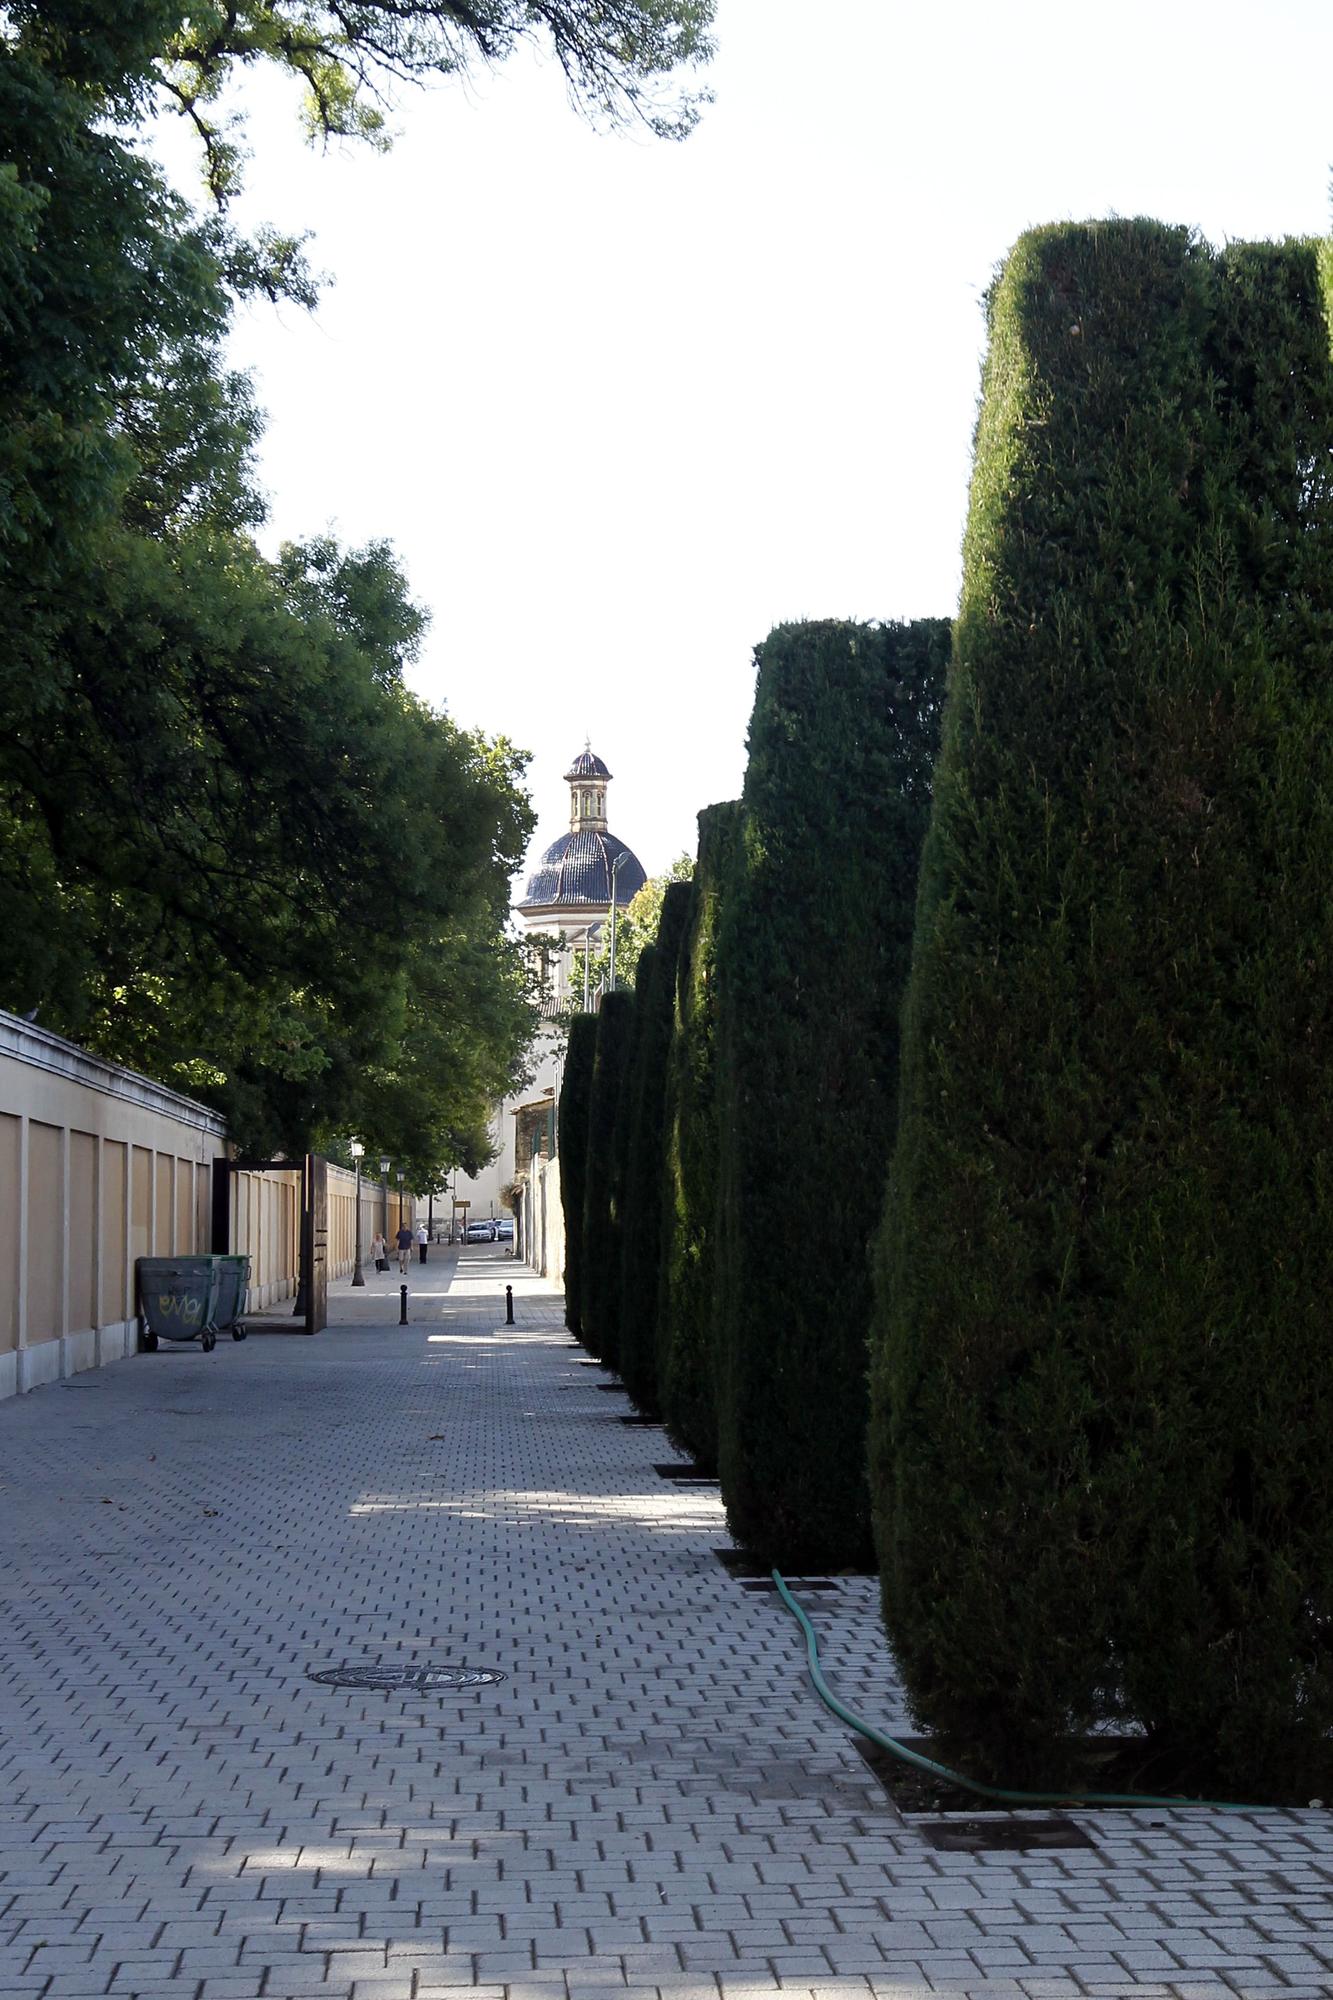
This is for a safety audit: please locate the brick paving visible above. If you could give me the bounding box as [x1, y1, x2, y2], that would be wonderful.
[1, 1244, 1331, 2000]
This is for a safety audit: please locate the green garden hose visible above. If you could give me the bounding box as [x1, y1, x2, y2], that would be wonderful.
[770, 1569, 1252, 1813]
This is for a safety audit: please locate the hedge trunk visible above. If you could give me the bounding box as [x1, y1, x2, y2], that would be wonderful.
[579, 988, 635, 1367]
[557, 1011, 598, 1340]
[871, 221, 1333, 1798]
[657, 803, 740, 1472]
[715, 619, 947, 1571]
[618, 882, 694, 1414]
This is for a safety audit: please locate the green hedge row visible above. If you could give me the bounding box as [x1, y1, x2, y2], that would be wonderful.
[870, 220, 1333, 1797]
[551, 220, 1333, 1800]
[579, 988, 636, 1367]
[557, 1011, 598, 1340]
[618, 881, 694, 1413]
[657, 802, 740, 1470]
[714, 618, 948, 1572]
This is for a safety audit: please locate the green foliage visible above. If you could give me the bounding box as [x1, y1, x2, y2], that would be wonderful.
[616, 879, 693, 1413]
[155, 0, 716, 200]
[558, 1011, 599, 1339]
[657, 801, 738, 1472]
[579, 990, 636, 1366]
[0, 8, 534, 1159]
[715, 619, 948, 1571]
[575, 853, 693, 997]
[871, 221, 1333, 1798]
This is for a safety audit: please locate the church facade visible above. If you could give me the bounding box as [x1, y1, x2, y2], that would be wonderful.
[444, 748, 646, 1234]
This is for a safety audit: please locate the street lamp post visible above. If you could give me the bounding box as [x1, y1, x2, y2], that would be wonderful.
[396, 1169, 405, 1237]
[349, 1140, 365, 1287]
[608, 852, 627, 991]
[380, 1157, 390, 1240]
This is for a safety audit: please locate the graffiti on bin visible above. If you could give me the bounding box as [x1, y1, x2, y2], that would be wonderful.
[155, 1293, 204, 1325]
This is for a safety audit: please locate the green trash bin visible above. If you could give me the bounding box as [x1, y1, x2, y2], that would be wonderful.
[211, 1254, 251, 1342]
[136, 1256, 221, 1353]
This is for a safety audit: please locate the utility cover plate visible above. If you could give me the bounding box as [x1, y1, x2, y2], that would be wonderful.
[916, 1816, 1094, 1852]
[620, 1416, 665, 1428]
[654, 1462, 720, 1483]
[308, 1663, 505, 1693]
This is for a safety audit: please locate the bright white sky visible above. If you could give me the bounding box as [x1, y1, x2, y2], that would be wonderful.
[151, 0, 1333, 898]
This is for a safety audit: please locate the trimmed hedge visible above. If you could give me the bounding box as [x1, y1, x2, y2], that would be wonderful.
[715, 618, 948, 1571]
[657, 802, 740, 1472]
[871, 222, 1333, 1797]
[579, 988, 636, 1367]
[617, 880, 694, 1414]
[558, 1011, 598, 1340]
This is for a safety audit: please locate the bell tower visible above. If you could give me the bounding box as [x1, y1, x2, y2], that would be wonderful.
[566, 742, 611, 832]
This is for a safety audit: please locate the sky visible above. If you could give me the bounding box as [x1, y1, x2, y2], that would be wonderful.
[150, 0, 1333, 899]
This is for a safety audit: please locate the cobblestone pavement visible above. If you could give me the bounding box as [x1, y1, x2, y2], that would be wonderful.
[2, 1247, 1332, 2000]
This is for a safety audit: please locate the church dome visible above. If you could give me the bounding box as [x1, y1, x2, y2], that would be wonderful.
[519, 829, 645, 911]
[519, 742, 645, 915]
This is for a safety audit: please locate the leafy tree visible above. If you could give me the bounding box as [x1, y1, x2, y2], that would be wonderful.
[0, 3, 547, 1158]
[156, 0, 718, 202]
[575, 854, 693, 996]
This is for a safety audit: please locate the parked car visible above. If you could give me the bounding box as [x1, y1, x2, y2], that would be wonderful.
[464, 1218, 496, 1243]
[496, 1218, 514, 1242]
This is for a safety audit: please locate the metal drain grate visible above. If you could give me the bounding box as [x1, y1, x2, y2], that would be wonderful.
[308, 1663, 505, 1692]
[916, 1816, 1094, 1852]
[654, 1462, 720, 1483]
[620, 1416, 665, 1428]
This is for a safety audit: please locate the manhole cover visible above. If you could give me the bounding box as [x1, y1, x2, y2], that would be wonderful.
[308, 1663, 505, 1692]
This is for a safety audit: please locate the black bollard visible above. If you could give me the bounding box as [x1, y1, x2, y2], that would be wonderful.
[505, 1284, 514, 1326]
[399, 1284, 409, 1326]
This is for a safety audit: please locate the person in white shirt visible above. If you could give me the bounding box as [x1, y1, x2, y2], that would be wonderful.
[416, 1222, 429, 1265]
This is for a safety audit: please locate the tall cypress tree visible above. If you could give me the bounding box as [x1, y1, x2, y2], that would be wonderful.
[580, 989, 636, 1366]
[558, 1011, 598, 1340]
[715, 619, 947, 1571]
[617, 880, 694, 1413]
[658, 802, 739, 1471]
[871, 221, 1333, 1797]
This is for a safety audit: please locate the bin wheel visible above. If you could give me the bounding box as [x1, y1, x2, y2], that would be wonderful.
[231, 1325, 247, 1342]
[201, 1330, 216, 1353]
[142, 1331, 158, 1353]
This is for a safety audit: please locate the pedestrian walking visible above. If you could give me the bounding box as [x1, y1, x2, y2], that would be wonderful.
[416, 1222, 429, 1265]
[396, 1222, 413, 1275]
[370, 1231, 386, 1273]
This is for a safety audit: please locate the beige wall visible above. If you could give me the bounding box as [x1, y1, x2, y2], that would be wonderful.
[518, 1154, 566, 1290]
[0, 1010, 227, 1398]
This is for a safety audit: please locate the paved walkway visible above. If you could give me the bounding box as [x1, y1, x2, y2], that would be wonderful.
[1, 1248, 1332, 2000]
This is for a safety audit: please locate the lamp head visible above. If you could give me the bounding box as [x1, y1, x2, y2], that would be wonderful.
[348, 1139, 364, 1160]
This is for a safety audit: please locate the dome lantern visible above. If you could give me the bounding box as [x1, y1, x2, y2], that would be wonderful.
[565, 741, 611, 832]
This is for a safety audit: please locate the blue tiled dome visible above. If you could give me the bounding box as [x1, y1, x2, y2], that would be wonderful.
[565, 749, 612, 780]
[519, 829, 646, 911]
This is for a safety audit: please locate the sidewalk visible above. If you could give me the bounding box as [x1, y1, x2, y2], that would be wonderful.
[0, 1247, 1330, 2000]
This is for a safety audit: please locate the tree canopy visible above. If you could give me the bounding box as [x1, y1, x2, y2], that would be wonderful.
[1, 0, 686, 1173]
[575, 854, 694, 995]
